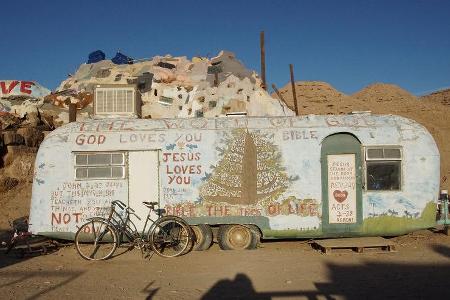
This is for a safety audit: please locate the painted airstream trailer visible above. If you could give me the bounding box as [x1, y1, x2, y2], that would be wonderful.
[29, 114, 440, 249]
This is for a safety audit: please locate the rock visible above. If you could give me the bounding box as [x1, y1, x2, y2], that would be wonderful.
[2, 131, 24, 145]
[22, 111, 41, 127]
[16, 128, 44, 147]
[5, 145, 38, 155]
[0, 176, 19, 192]
[3, 145, 37, 167]
[0, 114, 20, 130]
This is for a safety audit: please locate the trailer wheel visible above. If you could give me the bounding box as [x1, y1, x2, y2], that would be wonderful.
[218, 225, 259, 250]
[191, 224, 213, 251]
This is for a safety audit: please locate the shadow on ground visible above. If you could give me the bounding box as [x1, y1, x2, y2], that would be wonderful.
[431, 244, 450, 259]
[0, 270, 84, 300]
[0, 228, 59, 269]
[189, 261, 450, 299]
[314, 261, 450, 299]
[200, 273, 303, 300]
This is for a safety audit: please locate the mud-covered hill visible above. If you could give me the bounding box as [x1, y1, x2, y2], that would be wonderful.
[353, 83, 418, 103]
[421, 88, 450, 106]
[274, 81, 369, 115]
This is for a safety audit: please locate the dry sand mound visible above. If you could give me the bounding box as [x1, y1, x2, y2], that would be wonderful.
[421, 88, 450, 106]
[353, 83, 418, 103]
[273, 81, 370, 115]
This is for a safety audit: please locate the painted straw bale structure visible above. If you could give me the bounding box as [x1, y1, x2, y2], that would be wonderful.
[51, 50, 293, 123]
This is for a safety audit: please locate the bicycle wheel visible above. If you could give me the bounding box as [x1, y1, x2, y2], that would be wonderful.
[149, 216, 192, 258]
[75, 219, 118, 261]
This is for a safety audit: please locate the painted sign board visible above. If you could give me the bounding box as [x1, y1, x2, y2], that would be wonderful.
[328, 154, 356, 224]
[0, 80, 50, 99]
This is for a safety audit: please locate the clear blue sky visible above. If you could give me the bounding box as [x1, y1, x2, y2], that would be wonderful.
[0, 0, 449, 95]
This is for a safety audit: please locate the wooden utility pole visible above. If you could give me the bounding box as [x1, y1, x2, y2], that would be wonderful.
[69, 103, 77, 122]
[260, 31, 266, 90]
[289, 64, 299, 115]
[214, 73, 219, 87]
[271, 84, 286, 104]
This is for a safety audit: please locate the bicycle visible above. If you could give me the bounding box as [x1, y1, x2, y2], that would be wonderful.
[74, 200, 193, 261]
[2, 216, 56, 258]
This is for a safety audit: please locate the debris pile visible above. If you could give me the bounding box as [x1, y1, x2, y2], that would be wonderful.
[0, 79, 54, 179]
[0, 80, 50, 117]
[0, 92, 55, 180]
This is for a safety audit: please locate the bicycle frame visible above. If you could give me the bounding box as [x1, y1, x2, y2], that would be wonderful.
[75, 200, 192, 260]
[101, 200, 160, 247]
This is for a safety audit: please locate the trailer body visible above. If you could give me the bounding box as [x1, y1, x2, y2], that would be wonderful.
[29, 115, 440, 239]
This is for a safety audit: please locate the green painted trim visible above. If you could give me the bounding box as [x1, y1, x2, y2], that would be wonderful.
[361, 201, 436, 235]
[37, 232, 75, 240]
[321, 133, 363, 233]
[262, 229, 322, 239]
[184, 216, 271, 230]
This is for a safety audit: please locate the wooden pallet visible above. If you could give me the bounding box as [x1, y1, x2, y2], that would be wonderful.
[312, 237, 396, 254]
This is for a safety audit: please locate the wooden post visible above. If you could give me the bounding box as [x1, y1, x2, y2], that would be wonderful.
[260, 31, 266, 90]
[69, 103, 77, 122]
[271, 84, 287, 104]
[289, 64, 299, 116]
[214, 72, 219, 87]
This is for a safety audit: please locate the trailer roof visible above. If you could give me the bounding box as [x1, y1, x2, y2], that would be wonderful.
[50, 114, 427, 134]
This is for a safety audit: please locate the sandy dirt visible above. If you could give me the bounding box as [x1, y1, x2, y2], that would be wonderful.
[1, 229, 450, 300]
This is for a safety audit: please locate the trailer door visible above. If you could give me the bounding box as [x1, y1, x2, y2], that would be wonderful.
[321, 134, 362, 235]
[128, 150, 160, 231]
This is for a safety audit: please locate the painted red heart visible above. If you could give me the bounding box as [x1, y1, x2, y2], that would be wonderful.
[333, 190, 348, 203]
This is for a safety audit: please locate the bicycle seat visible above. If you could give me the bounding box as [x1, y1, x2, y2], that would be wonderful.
[143, 201, 158, 208]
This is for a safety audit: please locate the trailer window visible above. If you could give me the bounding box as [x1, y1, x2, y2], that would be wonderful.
[75, 152, 125, 180]
[365, 147, 401, 191]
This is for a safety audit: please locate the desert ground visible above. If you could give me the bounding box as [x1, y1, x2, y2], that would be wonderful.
[1, 229, 450, 300]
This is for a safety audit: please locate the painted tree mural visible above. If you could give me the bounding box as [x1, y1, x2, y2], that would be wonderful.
[200, 129, 289, 206]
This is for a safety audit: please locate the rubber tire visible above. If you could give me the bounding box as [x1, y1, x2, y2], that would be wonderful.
[445, 226, 450, 236]
[217, 224, 260, 250]
[149, 216, 193, 258]
[191, 224, 213, 251]
[75, 219, 118, 261]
